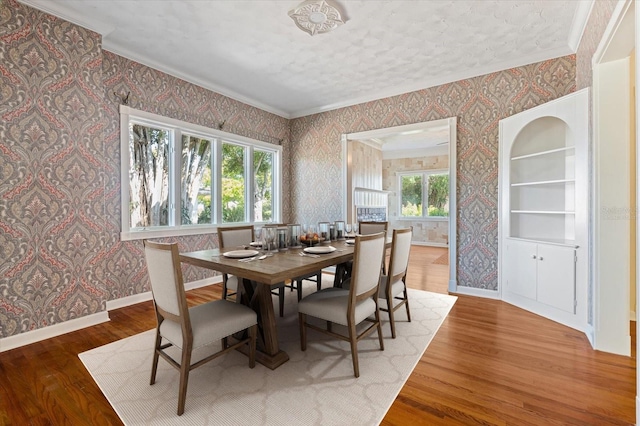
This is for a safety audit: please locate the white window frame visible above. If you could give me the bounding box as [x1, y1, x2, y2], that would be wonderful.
[397, 168, 449, 221]
[119, 105, 282, 241]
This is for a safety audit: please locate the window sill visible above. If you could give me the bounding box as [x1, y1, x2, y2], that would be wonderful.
[121, 225, 220, 241]
[397, 217, 449, 222]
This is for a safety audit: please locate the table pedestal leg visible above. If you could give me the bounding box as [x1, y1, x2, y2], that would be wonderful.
[237, 278, 289, 370]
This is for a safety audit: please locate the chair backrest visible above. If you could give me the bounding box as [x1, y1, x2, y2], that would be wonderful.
[218, 225, 254, 248]
[387, 227, 413, 284]
[359, 221, 388, 236]
[143, 240, 188, 324]
[350, 232, 386, 301]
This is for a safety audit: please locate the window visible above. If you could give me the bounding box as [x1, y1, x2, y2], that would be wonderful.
[120, 106, 281, 240]
[399, 170, 449, 218]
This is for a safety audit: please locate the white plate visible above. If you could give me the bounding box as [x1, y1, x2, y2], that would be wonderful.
[223, 249, 259, 258]
[303, 246, 336, 254]
[344, 239, 355, 245]
[250, 241, 262, 247]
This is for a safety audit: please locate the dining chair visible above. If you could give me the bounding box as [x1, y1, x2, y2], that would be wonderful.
[358, 220, 388, 236]
[217, 225, 254, 301]
[143, 240, 257, 416]
[358, 221, 389, 274]
[219, 225, 289, 316]
[378, 227, 413, 338]
[298, 232, 386, 378]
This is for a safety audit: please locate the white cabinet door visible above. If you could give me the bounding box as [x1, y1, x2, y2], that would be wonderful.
[536, 244, 576, 313]
[504, 239, 537, 300]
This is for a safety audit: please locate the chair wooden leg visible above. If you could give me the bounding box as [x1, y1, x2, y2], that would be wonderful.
[177, 346, 192, 416]
[222, 275, 229, 300]
[248, 324, 257, 368]
[316, 272, 322, 291]
[388, 298, 397, 339]
[348, 319, 359, 378]
[150, 330, 162, 385]
[296, 280, 303, 301]
[299, 313, 307, 351]
[376, 309, 385, 351]
[279, 287, 285, 317]
[404, 287, 411, 322]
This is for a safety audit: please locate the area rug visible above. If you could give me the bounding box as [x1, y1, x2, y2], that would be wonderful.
[432, 252, 449, 265]
[80, 277, 456, 425]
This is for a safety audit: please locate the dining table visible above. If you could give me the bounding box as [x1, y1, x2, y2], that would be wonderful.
[180, 241, 358, 370]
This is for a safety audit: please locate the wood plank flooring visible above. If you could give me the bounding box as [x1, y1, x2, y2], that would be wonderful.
[0, 246, 634, 425]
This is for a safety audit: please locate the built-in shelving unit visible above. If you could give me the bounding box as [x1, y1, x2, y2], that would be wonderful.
[499, 89, 588, 333]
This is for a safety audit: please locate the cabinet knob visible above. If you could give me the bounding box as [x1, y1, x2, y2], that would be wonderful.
[532, 254, 537, 259]
[539, 256, 544, 261]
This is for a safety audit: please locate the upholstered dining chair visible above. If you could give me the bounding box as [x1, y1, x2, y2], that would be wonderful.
[378, 227, 413, 338]
[358, 220, 388, 236]
[143, 240, 257, 416]
[219, 225, 289, 316]
[217, 225, 254, 301]
[298, 232, 386, 378]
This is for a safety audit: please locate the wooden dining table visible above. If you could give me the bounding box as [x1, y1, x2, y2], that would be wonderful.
[180, 241, 357, 370]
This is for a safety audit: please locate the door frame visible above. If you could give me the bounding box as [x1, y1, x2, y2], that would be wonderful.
[341, 117, 457, 290]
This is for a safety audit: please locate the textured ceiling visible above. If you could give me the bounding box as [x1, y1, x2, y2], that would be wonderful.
[19, 0, 592, 118]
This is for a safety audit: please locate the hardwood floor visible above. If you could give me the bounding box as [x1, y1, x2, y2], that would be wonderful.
[0, 246, 634, 425]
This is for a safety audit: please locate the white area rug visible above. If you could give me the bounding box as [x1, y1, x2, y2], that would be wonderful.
[80, 280, 456, 426]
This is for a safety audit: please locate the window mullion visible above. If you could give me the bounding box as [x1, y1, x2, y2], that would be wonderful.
[214, 138, 222, 224]
[170, 129, 181, 226]
[423, 173, 428, 218]
[248, 146, 255, 223]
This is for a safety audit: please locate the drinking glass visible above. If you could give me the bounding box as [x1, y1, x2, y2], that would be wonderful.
[345, 223, 352, 235]
[263, 226, 278, 253]
[288, 224, 302, 248]
[334, 221, 345, 240]
[277, 227, 289, 251]
[352, 223, 359, 235]
[318, 222, 330, 242]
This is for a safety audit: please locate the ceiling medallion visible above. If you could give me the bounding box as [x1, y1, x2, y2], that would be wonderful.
[288, 0, 346, 36]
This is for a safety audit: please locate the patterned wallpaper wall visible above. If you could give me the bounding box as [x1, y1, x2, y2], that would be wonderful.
[383, 154, 449, 245]
[291, 57, 577, 290]
[0, 0, 617, 338]
[0, 0, 289, 338]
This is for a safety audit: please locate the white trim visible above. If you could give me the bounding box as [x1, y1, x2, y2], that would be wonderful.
[342, 117, 457, 289]
[0, 312, 109, 353]
[452, 286, 500, 300]
[568, 0, 595, 52]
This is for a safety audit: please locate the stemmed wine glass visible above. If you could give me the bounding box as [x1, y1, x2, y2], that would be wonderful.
[345, 223, 352, 236]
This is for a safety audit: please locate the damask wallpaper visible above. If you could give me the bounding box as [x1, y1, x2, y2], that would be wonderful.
[0, 0, 614, 340]
[0, 0, 288, 339]
[290, 57, 577, 290]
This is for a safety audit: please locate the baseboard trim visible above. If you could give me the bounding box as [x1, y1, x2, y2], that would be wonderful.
[451, 286, 500, 299]
[0, 276, 222, 353]
[0, 311, 110, 353]
[411, 241, 448, 248]
[585, 324, 595, 348]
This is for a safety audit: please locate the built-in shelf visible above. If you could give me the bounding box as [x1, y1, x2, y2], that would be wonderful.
[511, 179, 575, 187]
[507, 236, 579, 248]
[511, 146, 575, 161]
